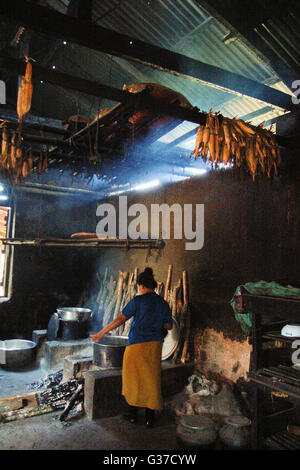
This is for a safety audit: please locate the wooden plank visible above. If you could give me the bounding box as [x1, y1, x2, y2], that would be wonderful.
[0, 404, 53, 423]
[2, 56, 296, 151]
[262, 320, 293, 333]
[264, 407, 296, 437]
[0, 237, 165, 250]
[0, 0, 295, 111]
[250, 375, 300, 402]
[251, 386, 264, 449]
[241, 293, 300, 318]
[0, 108, 67, 135]
[0, 392, 38, 411]
[0, 56, 208, 127]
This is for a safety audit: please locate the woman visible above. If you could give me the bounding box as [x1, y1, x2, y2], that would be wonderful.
[90, 267, 173, 427]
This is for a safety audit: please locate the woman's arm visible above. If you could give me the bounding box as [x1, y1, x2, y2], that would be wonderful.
[90, 313, 127, 342]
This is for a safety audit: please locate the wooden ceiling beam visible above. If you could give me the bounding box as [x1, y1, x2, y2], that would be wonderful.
[1, 56, 299, 150]
[0, 55, 209, 126]
[0, 108, 67, 135]
[0, 0, 296, 111]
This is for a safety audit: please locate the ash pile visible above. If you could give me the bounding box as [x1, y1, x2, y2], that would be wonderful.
[27, 369, 64, 391]
[28, 369, 84, 423]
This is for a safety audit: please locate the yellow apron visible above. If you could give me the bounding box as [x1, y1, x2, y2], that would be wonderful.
[122, 341, 163, 411]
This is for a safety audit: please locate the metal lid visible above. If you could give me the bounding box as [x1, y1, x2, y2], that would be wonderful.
[180, 415, 215, 431]
[96, 335, 128, 347]
[224, 416, 251, 427]
[56, 307, 92, 314]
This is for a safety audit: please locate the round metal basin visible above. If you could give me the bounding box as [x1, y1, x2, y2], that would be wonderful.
[0, 339, 37, 368]
[93, 335, 128, 369]
[56, 307, 92, 322]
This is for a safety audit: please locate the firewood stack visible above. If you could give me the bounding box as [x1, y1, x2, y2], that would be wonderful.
[93, 264, 192, 363]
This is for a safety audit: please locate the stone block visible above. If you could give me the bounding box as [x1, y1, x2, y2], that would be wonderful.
[84, 360, 194, 420]
[45, 338, 93, 371]
[63, 354, 97, 382]
[32, 330, 47, 345]
[32, 330, 48, 360]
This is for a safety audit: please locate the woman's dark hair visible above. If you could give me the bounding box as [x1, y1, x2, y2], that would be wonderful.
[137, 267, 157, 289]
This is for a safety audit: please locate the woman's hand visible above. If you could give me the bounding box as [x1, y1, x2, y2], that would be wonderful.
[90, 314, 127, 343]
[90, 331, 105, 342]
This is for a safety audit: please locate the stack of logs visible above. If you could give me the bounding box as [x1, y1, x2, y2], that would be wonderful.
[89, 265, 192, 364]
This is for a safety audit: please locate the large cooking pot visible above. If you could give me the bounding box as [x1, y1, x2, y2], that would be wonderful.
[56, 307, 92, 322]
[0, 339, 37, 368]
[93, 335, 128, 369]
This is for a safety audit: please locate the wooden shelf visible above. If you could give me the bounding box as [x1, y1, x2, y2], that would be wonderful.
[241, 292, 300, 319]
[262, 331, 300, 344]
[265, 431, 300, 450]
[249, 366, 300, 404]
[240, 290, 300, 449]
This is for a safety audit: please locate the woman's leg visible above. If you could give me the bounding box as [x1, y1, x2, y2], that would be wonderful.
[145, 408, 155, 427]
[124, 404, 138, 423]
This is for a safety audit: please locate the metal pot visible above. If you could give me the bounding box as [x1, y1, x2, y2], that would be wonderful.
[0, 339, 37, 368]
[219, 416, 251, 449]
[176, 415, 218, 449]
[93, 335, 128, 369]
[56, 307, 92, 322]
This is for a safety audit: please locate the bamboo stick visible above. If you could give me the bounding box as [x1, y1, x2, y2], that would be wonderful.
[113, 272, 125, 318]
[172, 275, 186, 364]
[102, 272, 120, 327]
[0, 238, 164, 249]
[164, 264, 173, 301]
[180, 270, 191, 364]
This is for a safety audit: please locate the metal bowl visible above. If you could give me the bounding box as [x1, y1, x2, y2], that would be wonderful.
[56, 307, 92, 322]
[281, 323, 300, 337]
[0, 339, 37, 368]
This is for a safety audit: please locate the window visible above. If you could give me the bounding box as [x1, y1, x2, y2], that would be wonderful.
[0, 206, 13, 298]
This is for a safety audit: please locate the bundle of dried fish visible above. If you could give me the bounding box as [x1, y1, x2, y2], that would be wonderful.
[17, 56, 33, 130]
[0, 125, 48, 181]
[191, 111, 281, 181]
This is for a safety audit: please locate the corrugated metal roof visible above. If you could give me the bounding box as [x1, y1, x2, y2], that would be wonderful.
[32, 0, 292, 149]
[253, 6, 300, 75]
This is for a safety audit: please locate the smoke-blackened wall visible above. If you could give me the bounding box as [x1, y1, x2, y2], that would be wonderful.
[92, 163, 300, 381]
[1, 120, 299, 382]
[0, 190, 98, 340]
